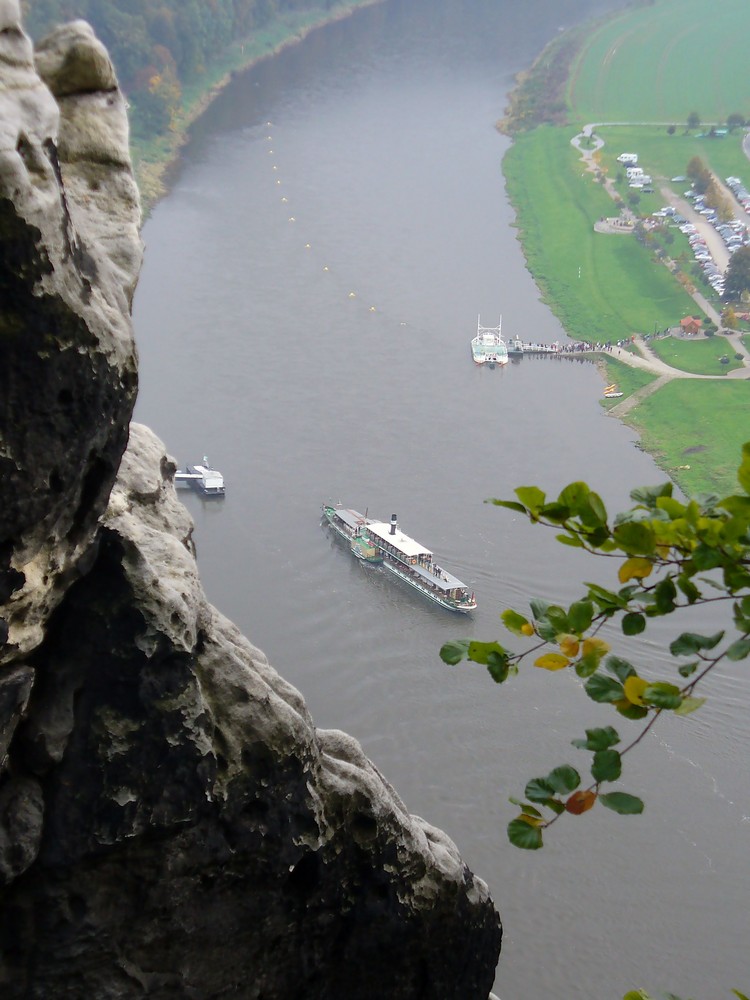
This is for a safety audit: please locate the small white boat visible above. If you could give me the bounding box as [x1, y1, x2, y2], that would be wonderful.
[471, 316, 508, 366]
[603, 383, 623, 399]
[175, 457, 226, 497]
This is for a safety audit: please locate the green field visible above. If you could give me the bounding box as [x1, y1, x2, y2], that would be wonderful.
[568, 0, 750, 123]
[625, 379, 750, 496]
[647, 335, 745, 374]
[503, 126, 698, 341]
[500, 0, 750, 496]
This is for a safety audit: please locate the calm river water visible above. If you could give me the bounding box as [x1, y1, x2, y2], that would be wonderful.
[133, 1, 750, 996]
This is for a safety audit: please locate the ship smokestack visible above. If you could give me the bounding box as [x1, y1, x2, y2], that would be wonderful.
[390, 513, 397, 535]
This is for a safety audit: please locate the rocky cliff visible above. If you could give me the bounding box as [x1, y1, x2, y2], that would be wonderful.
[0, 5, 502, 996]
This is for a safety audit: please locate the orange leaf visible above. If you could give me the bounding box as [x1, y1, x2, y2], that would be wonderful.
[534, 653, 570, 671]
[566, 789, 597, 815]
[618, 557, 653, 583]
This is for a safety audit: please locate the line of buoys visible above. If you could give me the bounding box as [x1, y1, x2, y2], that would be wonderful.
[264, 121, 389, 318]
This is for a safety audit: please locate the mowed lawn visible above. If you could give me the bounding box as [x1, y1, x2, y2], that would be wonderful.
[567, 0, 750, 123]
[503, 126, 697, 342]
[648, 335, 745, 375]
[626, 379, 750, 495]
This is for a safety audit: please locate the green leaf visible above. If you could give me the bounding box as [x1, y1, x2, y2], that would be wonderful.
[539, 501, 571, 524]
[515, 485, 546, 512]
[678, 661, 699, 678]
[568, 599, 594, 633]
[580, 490, 608, 527]
[674, 696, 705, 717]
[501, 608, 531, 636]
[535, 619, 559, 642]
[487, 651, 510, 684]
[616, 702, 649, 720]
[654, 578, 677, 614]
[670, 630, 724, 656]
[585, 673, 625, 703]
[630, 482, 673, 507]
[656, 496, 687, 519]
[599, 791, 644, 815]
[643, 682, 683, 710]
[572, 726, 620, 751]
[676, 575, 700, 603]
[622, 612, 646, 635]
[574, 655, 600, 678]
[545, 605, 570, 633]
[468, 640, 507, 665]
[586, 582, 627, 610]
[556, 532, 584, 548]
[488, 498, 527, 513]
[591, 748, 622, 783]
[606, 656, 636, 683]
[529, 598, 550, 621]
[440, 639, 471, 665]
[508, 817, 543, 850]
[545, 765, 581, 794]
[725, 636, 750, 661]
[731, 990, 750, 1000]
[525, 777, 556, 803]
[558, 480, 589, 512]
[514, 801, 542, 818]
[613, 520, 656, 555]
[691, 543, 724, 571]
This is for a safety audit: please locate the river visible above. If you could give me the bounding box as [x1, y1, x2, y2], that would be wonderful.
[132, 1, 750, 996]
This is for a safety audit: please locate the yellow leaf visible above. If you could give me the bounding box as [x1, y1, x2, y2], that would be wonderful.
[518, 812, 543, 827]
[582, 636, 610, 658]
[618, 557, 653, 583]
[534, 653, 570, 671]
[655, 544, 671, 559]
[557, 634, 580, 657]
[624, 675, 648, 706]
[521, 622, 535, 636]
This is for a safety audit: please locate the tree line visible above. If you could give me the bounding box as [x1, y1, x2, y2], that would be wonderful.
[20, 1, 332, 139]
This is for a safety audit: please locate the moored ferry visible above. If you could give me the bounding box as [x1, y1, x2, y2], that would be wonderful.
[321, 504, 477, 613]
[470, 316, 508, 367]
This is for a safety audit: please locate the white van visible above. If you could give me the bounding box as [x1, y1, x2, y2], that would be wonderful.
[617, 153, 638, 165]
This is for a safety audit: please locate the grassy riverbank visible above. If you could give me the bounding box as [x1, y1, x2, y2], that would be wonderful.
[131, 0, 382, 212]
[502, 0, 750, 495]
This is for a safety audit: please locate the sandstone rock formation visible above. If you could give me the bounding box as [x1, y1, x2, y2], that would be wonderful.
[0, 6, 502, 996]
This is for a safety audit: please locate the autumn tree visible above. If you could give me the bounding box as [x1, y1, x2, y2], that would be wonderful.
[723, 245, 750, 301]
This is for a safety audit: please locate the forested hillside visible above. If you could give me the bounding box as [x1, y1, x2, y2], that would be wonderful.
[21, 1, 338, 140]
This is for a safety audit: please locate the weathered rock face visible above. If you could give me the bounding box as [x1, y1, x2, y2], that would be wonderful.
[0, 8, 502, 998]
[0, 4, 141, 666]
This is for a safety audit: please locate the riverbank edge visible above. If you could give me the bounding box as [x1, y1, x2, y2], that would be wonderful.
[131, 0, 385, 214]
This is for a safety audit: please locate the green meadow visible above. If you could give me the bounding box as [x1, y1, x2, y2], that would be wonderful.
[503, 0, 750, 495]
[647, 335, 745, 375]
[625, 380, 750, 497]
[567, 0, 750, 123]
[503, 126, 697, 341]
